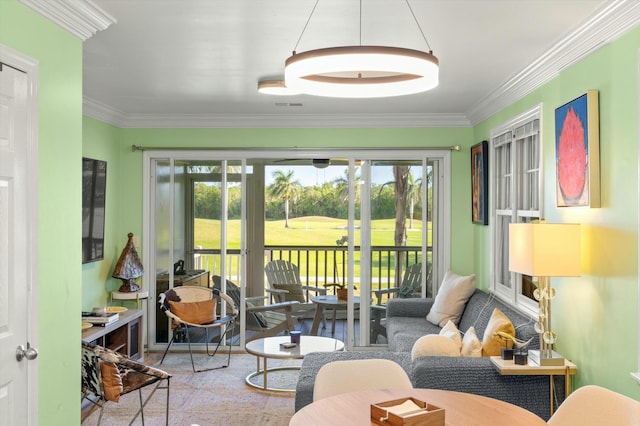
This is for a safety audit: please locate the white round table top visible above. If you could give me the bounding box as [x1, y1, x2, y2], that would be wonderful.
[245, 335, 345, 359]
[310, 294, 361, 306]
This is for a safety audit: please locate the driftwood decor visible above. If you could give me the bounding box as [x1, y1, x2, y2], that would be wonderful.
[112, 233, 144, 292]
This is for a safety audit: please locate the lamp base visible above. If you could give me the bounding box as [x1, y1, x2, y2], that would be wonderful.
[528, 349, 565, 366]
[118, 279, 140, 293]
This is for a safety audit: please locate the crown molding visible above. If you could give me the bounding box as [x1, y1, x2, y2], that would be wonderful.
[19, 0, 116, 41]
[82, 99, 472, 128]
[466, 0, 640, 125]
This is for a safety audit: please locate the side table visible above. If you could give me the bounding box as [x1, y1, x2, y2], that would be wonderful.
[111, 290, 150, 309]
[490, 355, 577, 417]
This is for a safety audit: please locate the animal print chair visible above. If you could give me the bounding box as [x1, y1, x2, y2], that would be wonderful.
[81, 341, 171, 425]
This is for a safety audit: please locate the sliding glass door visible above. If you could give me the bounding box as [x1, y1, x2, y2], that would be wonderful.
[143, 149, 450, 351]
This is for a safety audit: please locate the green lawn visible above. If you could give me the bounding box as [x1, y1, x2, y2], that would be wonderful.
[194, 216, 425, 248]
[194, 216, 430, 285]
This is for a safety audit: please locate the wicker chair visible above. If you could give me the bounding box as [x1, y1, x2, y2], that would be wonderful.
[81, 341, 171, 425]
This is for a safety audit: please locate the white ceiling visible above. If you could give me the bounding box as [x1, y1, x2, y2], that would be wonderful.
[78, 0, 639, 128]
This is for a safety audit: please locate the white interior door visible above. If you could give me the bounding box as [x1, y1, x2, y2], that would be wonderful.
[0, 54, 38, 425]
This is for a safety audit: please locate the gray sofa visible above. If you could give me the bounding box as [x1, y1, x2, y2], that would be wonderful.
[295, 289, 565, 420]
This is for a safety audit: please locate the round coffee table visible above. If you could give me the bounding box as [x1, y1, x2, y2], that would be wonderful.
[245, 335, 345, 392]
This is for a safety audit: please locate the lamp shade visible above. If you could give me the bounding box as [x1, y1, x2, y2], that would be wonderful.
[508, 223, 581, 277]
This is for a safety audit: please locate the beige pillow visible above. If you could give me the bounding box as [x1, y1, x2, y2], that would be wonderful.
[169, 299, 216, 325]
[426, 270, 476, 327]
[481, 308, 516, 356]
[411, 334, 461, 360]
[461, 326, 483, 357]
[439, 320, 462, 349]
[99, 361, 123, 402]
[271, 283, 306, 303]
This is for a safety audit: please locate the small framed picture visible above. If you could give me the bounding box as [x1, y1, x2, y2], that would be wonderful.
[471, 141, 488, 225]
[555, 90, 600, 207]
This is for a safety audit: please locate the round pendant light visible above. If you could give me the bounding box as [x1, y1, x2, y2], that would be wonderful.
[285, 45, 439, 98]
[257, 80, 300, 96]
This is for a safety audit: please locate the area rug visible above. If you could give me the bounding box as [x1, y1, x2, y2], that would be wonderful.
[82, 352, 301, 426]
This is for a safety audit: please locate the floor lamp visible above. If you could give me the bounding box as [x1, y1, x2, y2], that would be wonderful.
[508, 222, 581, 366]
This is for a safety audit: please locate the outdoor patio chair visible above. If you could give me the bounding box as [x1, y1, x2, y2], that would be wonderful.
[158, 286, 238, 372]
[212, 275, 299, 342]
[264, 259, 327, 323]
[372, 262, 425, 305]
[81, 341, 171, 425]
[371, 263, 425, 341]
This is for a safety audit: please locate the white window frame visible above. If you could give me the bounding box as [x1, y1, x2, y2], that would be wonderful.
[489, 104, 543, 316]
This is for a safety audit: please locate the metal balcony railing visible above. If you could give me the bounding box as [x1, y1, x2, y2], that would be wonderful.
[191, 245, 430, 303]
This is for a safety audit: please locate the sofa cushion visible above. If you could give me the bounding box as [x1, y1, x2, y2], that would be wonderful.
[386, 316, 441, 352]
[461, 326, 482, 357]
[482, 308, 515, 356]
[426, 270, 476, 327]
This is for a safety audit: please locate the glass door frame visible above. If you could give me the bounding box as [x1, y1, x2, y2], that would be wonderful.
[142, 149, 451, 352]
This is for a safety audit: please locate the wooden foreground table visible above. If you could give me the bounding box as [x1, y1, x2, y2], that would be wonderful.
[290, 388, 546, 426]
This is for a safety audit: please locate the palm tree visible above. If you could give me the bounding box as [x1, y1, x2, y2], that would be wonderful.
[407, 173, 423, 230]
[332, 167, 360, 202]
[269, 170, 301, 228]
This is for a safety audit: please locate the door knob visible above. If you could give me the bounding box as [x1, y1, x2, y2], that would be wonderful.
[16, 343, 38, 361]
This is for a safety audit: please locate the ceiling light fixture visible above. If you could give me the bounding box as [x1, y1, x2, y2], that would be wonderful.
[284, 0, 439, 98]
[257, 80, 300, 96]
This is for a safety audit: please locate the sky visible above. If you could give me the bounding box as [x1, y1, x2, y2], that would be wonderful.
[264, 165, 405, 187]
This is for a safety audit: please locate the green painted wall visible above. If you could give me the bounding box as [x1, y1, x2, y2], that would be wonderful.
[82, 118, 125, 309]
[115, 127, 476, 275]
[0, 0, 83, 424]
[473, 27, 640, 399]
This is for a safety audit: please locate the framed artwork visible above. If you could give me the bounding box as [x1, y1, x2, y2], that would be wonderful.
[555, 90, 600, 207]
[471, 140, 488, 225]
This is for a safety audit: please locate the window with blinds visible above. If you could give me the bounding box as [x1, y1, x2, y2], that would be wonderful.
[490, 105, 542, 312]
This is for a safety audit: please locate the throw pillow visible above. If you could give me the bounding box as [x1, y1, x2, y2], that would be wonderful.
[271, 284, 306, 303]
[439, 320, 462, 349]
[168, 299, 216, 325]
[481, 308, 516, 357]
[411, 334, 461, 360]
[426, 270, 476, 327]
[461, 326, 483, 357]
[99, 361, 123, 402]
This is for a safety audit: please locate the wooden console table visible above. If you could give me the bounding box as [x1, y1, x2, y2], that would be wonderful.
[82, 308, 144, 361]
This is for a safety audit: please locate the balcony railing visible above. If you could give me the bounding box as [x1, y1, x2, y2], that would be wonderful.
[191, 245, 431, 303]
